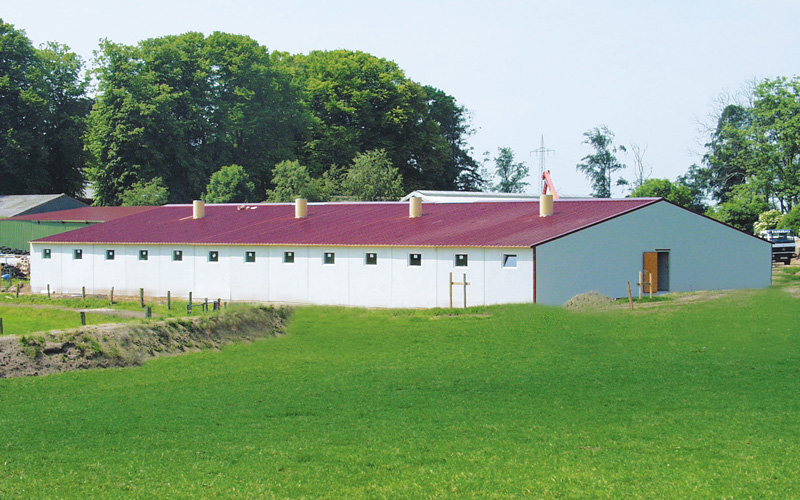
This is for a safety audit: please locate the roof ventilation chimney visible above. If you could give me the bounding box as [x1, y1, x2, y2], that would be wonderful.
[539, 194, 554, 217]
[409, 197, 422, 218]
[193, 200, 205, 219]
[295, 198, 308, 219]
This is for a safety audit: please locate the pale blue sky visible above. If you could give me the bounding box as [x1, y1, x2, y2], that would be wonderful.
[3, 0, 799, 196]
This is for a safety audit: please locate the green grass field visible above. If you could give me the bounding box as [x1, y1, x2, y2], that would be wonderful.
[1, 284, 798, 498]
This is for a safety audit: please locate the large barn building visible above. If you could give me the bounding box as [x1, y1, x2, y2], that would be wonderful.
[29, 198, 771, 307]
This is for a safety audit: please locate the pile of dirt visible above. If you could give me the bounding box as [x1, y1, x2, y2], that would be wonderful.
[563, 291, 616, 310]
[0, 305, 290, 379]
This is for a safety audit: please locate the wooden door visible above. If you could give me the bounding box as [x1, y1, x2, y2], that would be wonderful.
[643, 252, 658, 293]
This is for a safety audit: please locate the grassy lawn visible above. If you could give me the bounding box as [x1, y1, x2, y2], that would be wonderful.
[0, 291, 222, 336]
[0, 305, 137, 335]
[1, 286, 798, 498]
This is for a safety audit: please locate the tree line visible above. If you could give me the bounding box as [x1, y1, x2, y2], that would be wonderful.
[0, 20, 483, 204]
[574, 76, 800, 234]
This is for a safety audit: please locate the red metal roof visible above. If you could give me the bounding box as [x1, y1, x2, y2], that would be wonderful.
[33, 199, 661, 248]
[7, 206, 157, 222]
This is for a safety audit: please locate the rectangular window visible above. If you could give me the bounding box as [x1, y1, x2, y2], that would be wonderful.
[455, 254, 468, 267]
[139, 250, 148, 261]
[43, 248, 52, 259]
[245, 251, 256, 263]
[106, 249, 115, 261]
[365, 252, 378, 265]
[173, 250, 183, 262]
[324, 252, 335, 265]
[409, 253, 422, 266]
[284, 251, 295, 264]
[73, 249, 82, 260]
[502, 254, 517, 268]
[208, 251, 219, 262]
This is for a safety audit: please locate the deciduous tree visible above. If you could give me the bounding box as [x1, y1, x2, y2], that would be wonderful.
[342, 150, 404, 201]
[204, 165, 255, 203]
[576, 126, 626, 198]
[490, 147, 529, 193]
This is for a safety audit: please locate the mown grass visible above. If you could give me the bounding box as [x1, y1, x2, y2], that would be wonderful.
[0, 287, 798, 498]
[0, 305, 136, 335]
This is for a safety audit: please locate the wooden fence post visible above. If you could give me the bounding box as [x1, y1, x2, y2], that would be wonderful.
[110, 287, 114, 305]
[80, 312, 86, 326]
[0, 317, 4, 335]
[47, 284, 51, 299]
[626, 281, 634, 310]
[82, 285, 86, 299]
[139, 288, 144, 308]
[15, 282, 20, 298]
[145, 306, 152, 319]
[167, 291, 171, 310]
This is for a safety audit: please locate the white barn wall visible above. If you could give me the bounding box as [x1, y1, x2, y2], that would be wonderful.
[535, 201, 772, 305]
[349, 247, 393, 308]
[30, 243, 532, 307]
[484, 248, 533, 305]
[268, 246, 309, 303]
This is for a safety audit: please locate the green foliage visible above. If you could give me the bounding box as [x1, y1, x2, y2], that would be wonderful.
[0, 20, 90, 197]
[576, 125, 627, 198]
[119, 177, 169, 206]
[86, 32, 303, 205]
[279, 50, 474, 191]
[341, 149, 404, 201]
[1, 289, 799, 497]
[748, 77, 800, 212]
[697, 77, 800, 212]
[701, 104, 753, 203]
[489, 147, 529, 193]
[630, 178, 707, 213]
[706, 182, 769, 233]
[780, 204, 800, 234]
[753, 209, 785, 233]
[264, 160, 330, 202]
[203, 165, 255, 203]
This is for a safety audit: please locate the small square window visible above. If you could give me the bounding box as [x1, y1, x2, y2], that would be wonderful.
[455, 254, 468, 267]
[365, 252, 378, 265]
[43, 248, 52, 259]
[409, 253, 422, 266]
[208, 251, 219, 262]
[106, 249, 115, 261]
[284, 251, 295, 264]
[502, 254, 517, 268]
[173, 250, 183, 262]
[245, 251, 256, 263]
[73, 249, 82, 260]
[324, 252, 335, 265]
[139, 250, 148, 261]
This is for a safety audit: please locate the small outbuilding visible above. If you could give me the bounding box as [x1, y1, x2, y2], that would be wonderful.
[0, 206, 157, 253]
[0, 194, 86, 218]
[30, 198, 772, 307]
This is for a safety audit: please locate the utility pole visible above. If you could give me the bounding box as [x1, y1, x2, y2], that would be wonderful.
[531, 136, 555, 193]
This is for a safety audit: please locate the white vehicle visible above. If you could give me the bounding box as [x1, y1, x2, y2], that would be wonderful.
[759, 229, 796, 265]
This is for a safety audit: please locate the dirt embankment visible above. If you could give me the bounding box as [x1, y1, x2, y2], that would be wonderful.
[0, 305, 290, 379]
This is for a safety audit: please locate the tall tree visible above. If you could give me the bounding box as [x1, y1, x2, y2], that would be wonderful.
[491, 147, 529, 193]
[700, 104, 753, 203]
[35, 42, 92, 197]
[342, 149, 404, 201]
[0, 19, 45, 194]
[204, 164, 255, 203]
[281, 50, 475, 191]
[87, 32, 303, 205]
[0, 21, 90, 197]
[576, 126, 627, 198]
[748, 77, 800, 213]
